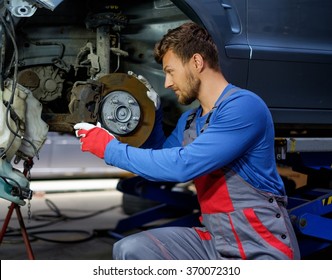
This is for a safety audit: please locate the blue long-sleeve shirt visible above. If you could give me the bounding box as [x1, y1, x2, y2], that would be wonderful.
[105, 84, 285, 195]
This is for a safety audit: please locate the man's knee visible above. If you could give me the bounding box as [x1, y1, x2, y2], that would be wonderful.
[112, 230, 168, 260]
[113, 237, 135, 260]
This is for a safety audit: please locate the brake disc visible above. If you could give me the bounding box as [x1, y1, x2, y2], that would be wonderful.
[98, 73, 155, 147]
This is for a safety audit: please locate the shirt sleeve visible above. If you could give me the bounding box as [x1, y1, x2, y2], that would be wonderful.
[104, 92, 270, 182]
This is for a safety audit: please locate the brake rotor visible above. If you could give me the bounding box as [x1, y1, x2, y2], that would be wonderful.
[98, 73, 155, 147]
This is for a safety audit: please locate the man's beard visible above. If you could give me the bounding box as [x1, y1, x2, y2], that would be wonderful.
[178, 71, 200, 105]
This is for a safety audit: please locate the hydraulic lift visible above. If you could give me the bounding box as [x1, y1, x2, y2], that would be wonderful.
[275, 137, 332, 257]
[108, 176, 201, 240]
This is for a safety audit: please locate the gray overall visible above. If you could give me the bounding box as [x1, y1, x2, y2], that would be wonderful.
[112, 88, 301, 260]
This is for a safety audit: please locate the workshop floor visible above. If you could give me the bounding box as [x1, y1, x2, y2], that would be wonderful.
[1, 179, 331, 260]
[0, 179, 129, 260]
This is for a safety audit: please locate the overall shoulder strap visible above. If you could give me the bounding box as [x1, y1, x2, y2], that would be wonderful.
[183, 86, 241, 145]
[185, 109, 197, 130]
[200, 86, 241, 133]
[215, 86, 241, 107]
[182, 108, 199, 146]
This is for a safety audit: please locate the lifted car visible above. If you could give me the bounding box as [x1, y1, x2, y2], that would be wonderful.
[1, 0, 332, 257]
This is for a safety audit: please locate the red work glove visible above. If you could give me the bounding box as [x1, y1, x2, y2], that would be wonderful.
[74, 122, 115, 159]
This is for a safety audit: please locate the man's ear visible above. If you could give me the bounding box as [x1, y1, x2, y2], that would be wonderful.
[192, 53, 204, 72]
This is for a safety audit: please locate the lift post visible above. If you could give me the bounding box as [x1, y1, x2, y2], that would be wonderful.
[276, 137, 332, 257]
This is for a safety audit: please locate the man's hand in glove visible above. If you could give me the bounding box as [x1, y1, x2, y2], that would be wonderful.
[128, 71, 161, 110]
[74, 122, 115, 159]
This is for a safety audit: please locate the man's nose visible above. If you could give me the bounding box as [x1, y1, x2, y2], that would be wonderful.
[164, 75, 173, 89]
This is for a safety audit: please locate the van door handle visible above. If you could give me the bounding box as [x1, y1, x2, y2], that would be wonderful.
[219, 0, 241, 34]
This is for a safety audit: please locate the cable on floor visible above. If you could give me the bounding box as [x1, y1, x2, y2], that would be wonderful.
[2, 198, 121, 244]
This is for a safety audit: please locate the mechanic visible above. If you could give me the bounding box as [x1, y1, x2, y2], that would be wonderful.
[74, 22, 300, 260]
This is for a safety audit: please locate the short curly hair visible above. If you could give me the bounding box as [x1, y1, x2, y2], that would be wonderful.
[154, 22, 220, 71]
